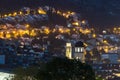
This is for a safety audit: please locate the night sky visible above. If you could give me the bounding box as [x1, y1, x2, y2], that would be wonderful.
[0, 0, 120, 27]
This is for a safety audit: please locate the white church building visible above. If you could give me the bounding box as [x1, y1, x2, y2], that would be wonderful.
[66, 41, 85, 63]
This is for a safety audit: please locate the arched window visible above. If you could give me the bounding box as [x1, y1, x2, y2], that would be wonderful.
[75, 47, 84, 53]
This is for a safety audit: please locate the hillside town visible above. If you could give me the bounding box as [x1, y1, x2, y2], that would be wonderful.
[0, 6, 120, 80]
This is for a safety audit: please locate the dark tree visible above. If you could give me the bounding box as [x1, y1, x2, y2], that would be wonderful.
[36, 57, 95, 80]
[13, 67, 38, 80]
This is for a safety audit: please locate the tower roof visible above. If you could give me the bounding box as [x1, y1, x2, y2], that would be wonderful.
[75, 41, 84, 47]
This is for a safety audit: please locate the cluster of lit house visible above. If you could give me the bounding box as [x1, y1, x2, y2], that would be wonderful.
[0, 6, 120, 80]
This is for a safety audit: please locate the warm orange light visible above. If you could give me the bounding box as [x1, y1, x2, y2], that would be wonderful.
[8, 14, 12, 16]
[82, 20, 85, 24]
[38, 9, 46, 14]
[103, 40, 108, 44]
[25, 24, 30, 28]
[93, 34, 96, 38]
[13, 12, 17, 16]
[19, 11, 23, 15]
[72, 22, 79, 26]
[4, 14, 7, 17]
[44, 28, 50, 34]
[114, 27, 117, 30]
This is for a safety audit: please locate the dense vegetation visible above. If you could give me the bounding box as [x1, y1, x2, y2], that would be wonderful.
[12, 57, 96, 80]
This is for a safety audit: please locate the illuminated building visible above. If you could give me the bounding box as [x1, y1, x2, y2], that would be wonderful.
[74, 41, 85, 62]
[66, 43, 72, 59]
[65, 41, 85, 63]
